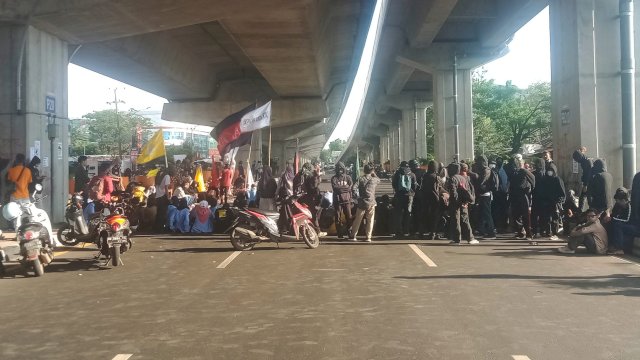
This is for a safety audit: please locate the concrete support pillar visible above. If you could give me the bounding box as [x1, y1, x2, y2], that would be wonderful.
[0, 24, 69, 222]
[401, 109, 414, 160]
[549, 0, 640, 189]
[415, 101, 428, 159]
[433, 68, 474, 164]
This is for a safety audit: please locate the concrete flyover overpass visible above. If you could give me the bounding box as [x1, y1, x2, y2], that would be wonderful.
[343, 0, 640, 193]
[0, 0, 376, 221]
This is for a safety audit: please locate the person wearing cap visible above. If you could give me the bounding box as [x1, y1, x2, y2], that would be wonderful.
[191, 200, 214, 233]
[558, 208, 608, 254]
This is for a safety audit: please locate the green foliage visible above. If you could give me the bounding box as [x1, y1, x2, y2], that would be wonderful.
[472, 72, 551, 156]
[69, 109, 153, 156]
[319, 149, 332, 163]
[328, 139, 347, 152]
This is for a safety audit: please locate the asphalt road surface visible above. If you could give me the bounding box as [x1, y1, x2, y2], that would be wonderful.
[1, 231, 640, 360]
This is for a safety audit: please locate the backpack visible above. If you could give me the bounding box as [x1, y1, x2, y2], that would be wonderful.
[87, 176, 105, 201]
[457, 177, 475, 204]
[399, 173, 412, 193]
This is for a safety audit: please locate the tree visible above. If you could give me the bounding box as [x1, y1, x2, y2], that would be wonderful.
[70, 109, 153, 156]
[472, 73, 551, 155]
[328, 139, 347, 152]
[320, 149, 332, 163]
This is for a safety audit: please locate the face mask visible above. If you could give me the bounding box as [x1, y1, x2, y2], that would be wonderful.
[546, 171, 553, 176]
[489, 164, 496, 169]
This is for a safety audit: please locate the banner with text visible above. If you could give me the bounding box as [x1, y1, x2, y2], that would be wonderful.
[239, 101, 271, 133]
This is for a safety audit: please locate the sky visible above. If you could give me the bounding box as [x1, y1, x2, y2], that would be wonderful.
[67, 5, 550, 144]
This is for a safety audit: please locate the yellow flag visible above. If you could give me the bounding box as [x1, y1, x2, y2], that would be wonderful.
[146, 168, 160, 177]
[137, 130, 165, 164]
[194, 165, 206, 192]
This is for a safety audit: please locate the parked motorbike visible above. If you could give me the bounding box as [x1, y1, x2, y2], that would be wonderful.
[58, 194, 101, 246]
[226, 195, 320, 250]
[0, 184, 55, 277]
[99, 206, 132, 267]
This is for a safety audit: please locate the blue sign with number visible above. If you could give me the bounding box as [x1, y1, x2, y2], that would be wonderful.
[45, 95, 56, 113]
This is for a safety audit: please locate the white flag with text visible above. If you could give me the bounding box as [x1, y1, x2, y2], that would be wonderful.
[239, 101, 272, 133]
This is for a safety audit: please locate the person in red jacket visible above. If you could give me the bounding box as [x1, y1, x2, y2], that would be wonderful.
[220, 163, 233, 204]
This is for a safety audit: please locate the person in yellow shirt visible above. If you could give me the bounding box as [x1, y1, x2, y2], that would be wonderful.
[7, 153, 33, 204]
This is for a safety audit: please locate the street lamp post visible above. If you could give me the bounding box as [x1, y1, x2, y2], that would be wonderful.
[107, 88, 126, 158]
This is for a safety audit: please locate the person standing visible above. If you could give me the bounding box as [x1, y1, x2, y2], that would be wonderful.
[349, 164, 380, 242]
[557, 208, 608, 254]
[331, 162, 353, 239]
[539, 163, 566, 240]
[421, 160, 443, 240]
[588, 159, 613, 218]
[491, 157, 509, 233]
[392, 161, 416, 239]
[446, 162, 476, 245]
[154, 165, 174, 232]
[573, 146, 593, 211]
[7, 153, 32, 205]
[278, 162, 295, 201]
[408, 159, 425, 237]
[257, 165, 277, 211]
[472, 155, 497, 240]
[509, 156, 536, 243]
[530, 158, 546, 238]
[220, 163, 233, 204]
[27, 156, 46, 194]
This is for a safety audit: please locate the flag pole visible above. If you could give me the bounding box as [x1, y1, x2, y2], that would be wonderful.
[268, 124, 272, 166]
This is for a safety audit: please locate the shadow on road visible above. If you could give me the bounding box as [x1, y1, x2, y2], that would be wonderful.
[394, 273, 640, 297]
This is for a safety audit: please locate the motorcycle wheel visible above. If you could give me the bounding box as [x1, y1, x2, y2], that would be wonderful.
[32, 258, 44, 277]
[57, 224, 79, 246]
[230, 228, 255, 251]
[111, 244, 121, 267]
[301, 223, 320, 249]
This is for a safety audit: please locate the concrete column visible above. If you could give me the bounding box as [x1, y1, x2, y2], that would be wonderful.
[0, 24, 69, 222]
[416, 100, 428, 159]
[433, 68, 474, 164]
[549, 0, 638, 189]
[401, 109, 414, 160]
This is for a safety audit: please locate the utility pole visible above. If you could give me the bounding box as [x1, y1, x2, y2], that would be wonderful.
[107, 88, 126, 158]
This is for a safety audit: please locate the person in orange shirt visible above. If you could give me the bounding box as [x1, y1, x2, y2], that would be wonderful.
[7, 153, 33, 204]
[220, 163, 233, 204]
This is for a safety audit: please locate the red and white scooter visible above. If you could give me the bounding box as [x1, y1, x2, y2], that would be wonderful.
[226, 195, 320, 250]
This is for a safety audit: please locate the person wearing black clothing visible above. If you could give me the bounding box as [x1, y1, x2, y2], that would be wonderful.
[539, 163, 566, 239]
[27, 156, 45, 194]
[331, 162, 353, 238]
[421, 161, 442, 239]
[409, 159, 425, 236]
[588, 159, 613, 217]
[509, 156, 536, 242]
[257, 165, 278, 211]
[530, 158, 546, 237]
[492, 157, 509, 233]
[472, 155, 497, 239]
[572, 146, 592, 211]
[297, 162, 322, 230]
[74, 156, 90, 194]
[605, 187, 631, 254]
[446, 162, 476, 244]
[392, 161, 416, 238]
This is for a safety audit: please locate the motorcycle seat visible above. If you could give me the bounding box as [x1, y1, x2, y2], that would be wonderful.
[251, 209, 279, 218]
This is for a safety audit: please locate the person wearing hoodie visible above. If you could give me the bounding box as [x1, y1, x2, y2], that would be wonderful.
[605, 187, 631, 254]
[573, 146, 593, 211]
[392, 161, 416, 238]
[588, 159, 613, 217]
[509, 156, 536, 242]
[421, 160, 443, 240]
[409, 159, 426, 236]
[492, 157, 509, 233]
[472, 155, 497, 239]
[539, 162, 566, 240]
[530, 158, 546, 238]
[297, 162, 322, 230]
[331, 161, 354, 239]
[446, 162, 477, 244]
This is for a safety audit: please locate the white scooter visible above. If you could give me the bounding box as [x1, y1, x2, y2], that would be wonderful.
[0, 184, 56, 277]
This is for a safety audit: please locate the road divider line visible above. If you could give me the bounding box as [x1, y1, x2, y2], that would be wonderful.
[217, 251, 242, 269]
[112, 354, 133, 360]
[512, 355, 532, 360]
[408, 244, 437, 267]
[612, 255, 640, 268]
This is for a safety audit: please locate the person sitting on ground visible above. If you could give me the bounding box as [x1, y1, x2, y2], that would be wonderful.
[557, 208, 608, 254]
[174, 177, 195, 204]
[175, 197, 191, 233]
[562, 189, 581, 236]
[167, 196, 180, 232]
[247, 183, 257, 207]
[604, 187, 631, 254]
[190, 200, 215, 233]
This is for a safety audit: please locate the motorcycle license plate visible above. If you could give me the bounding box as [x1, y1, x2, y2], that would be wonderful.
[106, 237, 123, 245]
[23, 241, 41, 251]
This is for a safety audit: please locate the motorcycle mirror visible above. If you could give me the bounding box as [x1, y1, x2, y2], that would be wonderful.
[35, 184, 43, 192]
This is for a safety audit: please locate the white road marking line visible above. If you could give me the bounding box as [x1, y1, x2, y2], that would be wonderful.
[612, 255, 640, 268]
[217, 251, 242, 269]
[112, 355, 133, 360]
[512, 355, 532, 360]
[408, 244, 437, 267]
